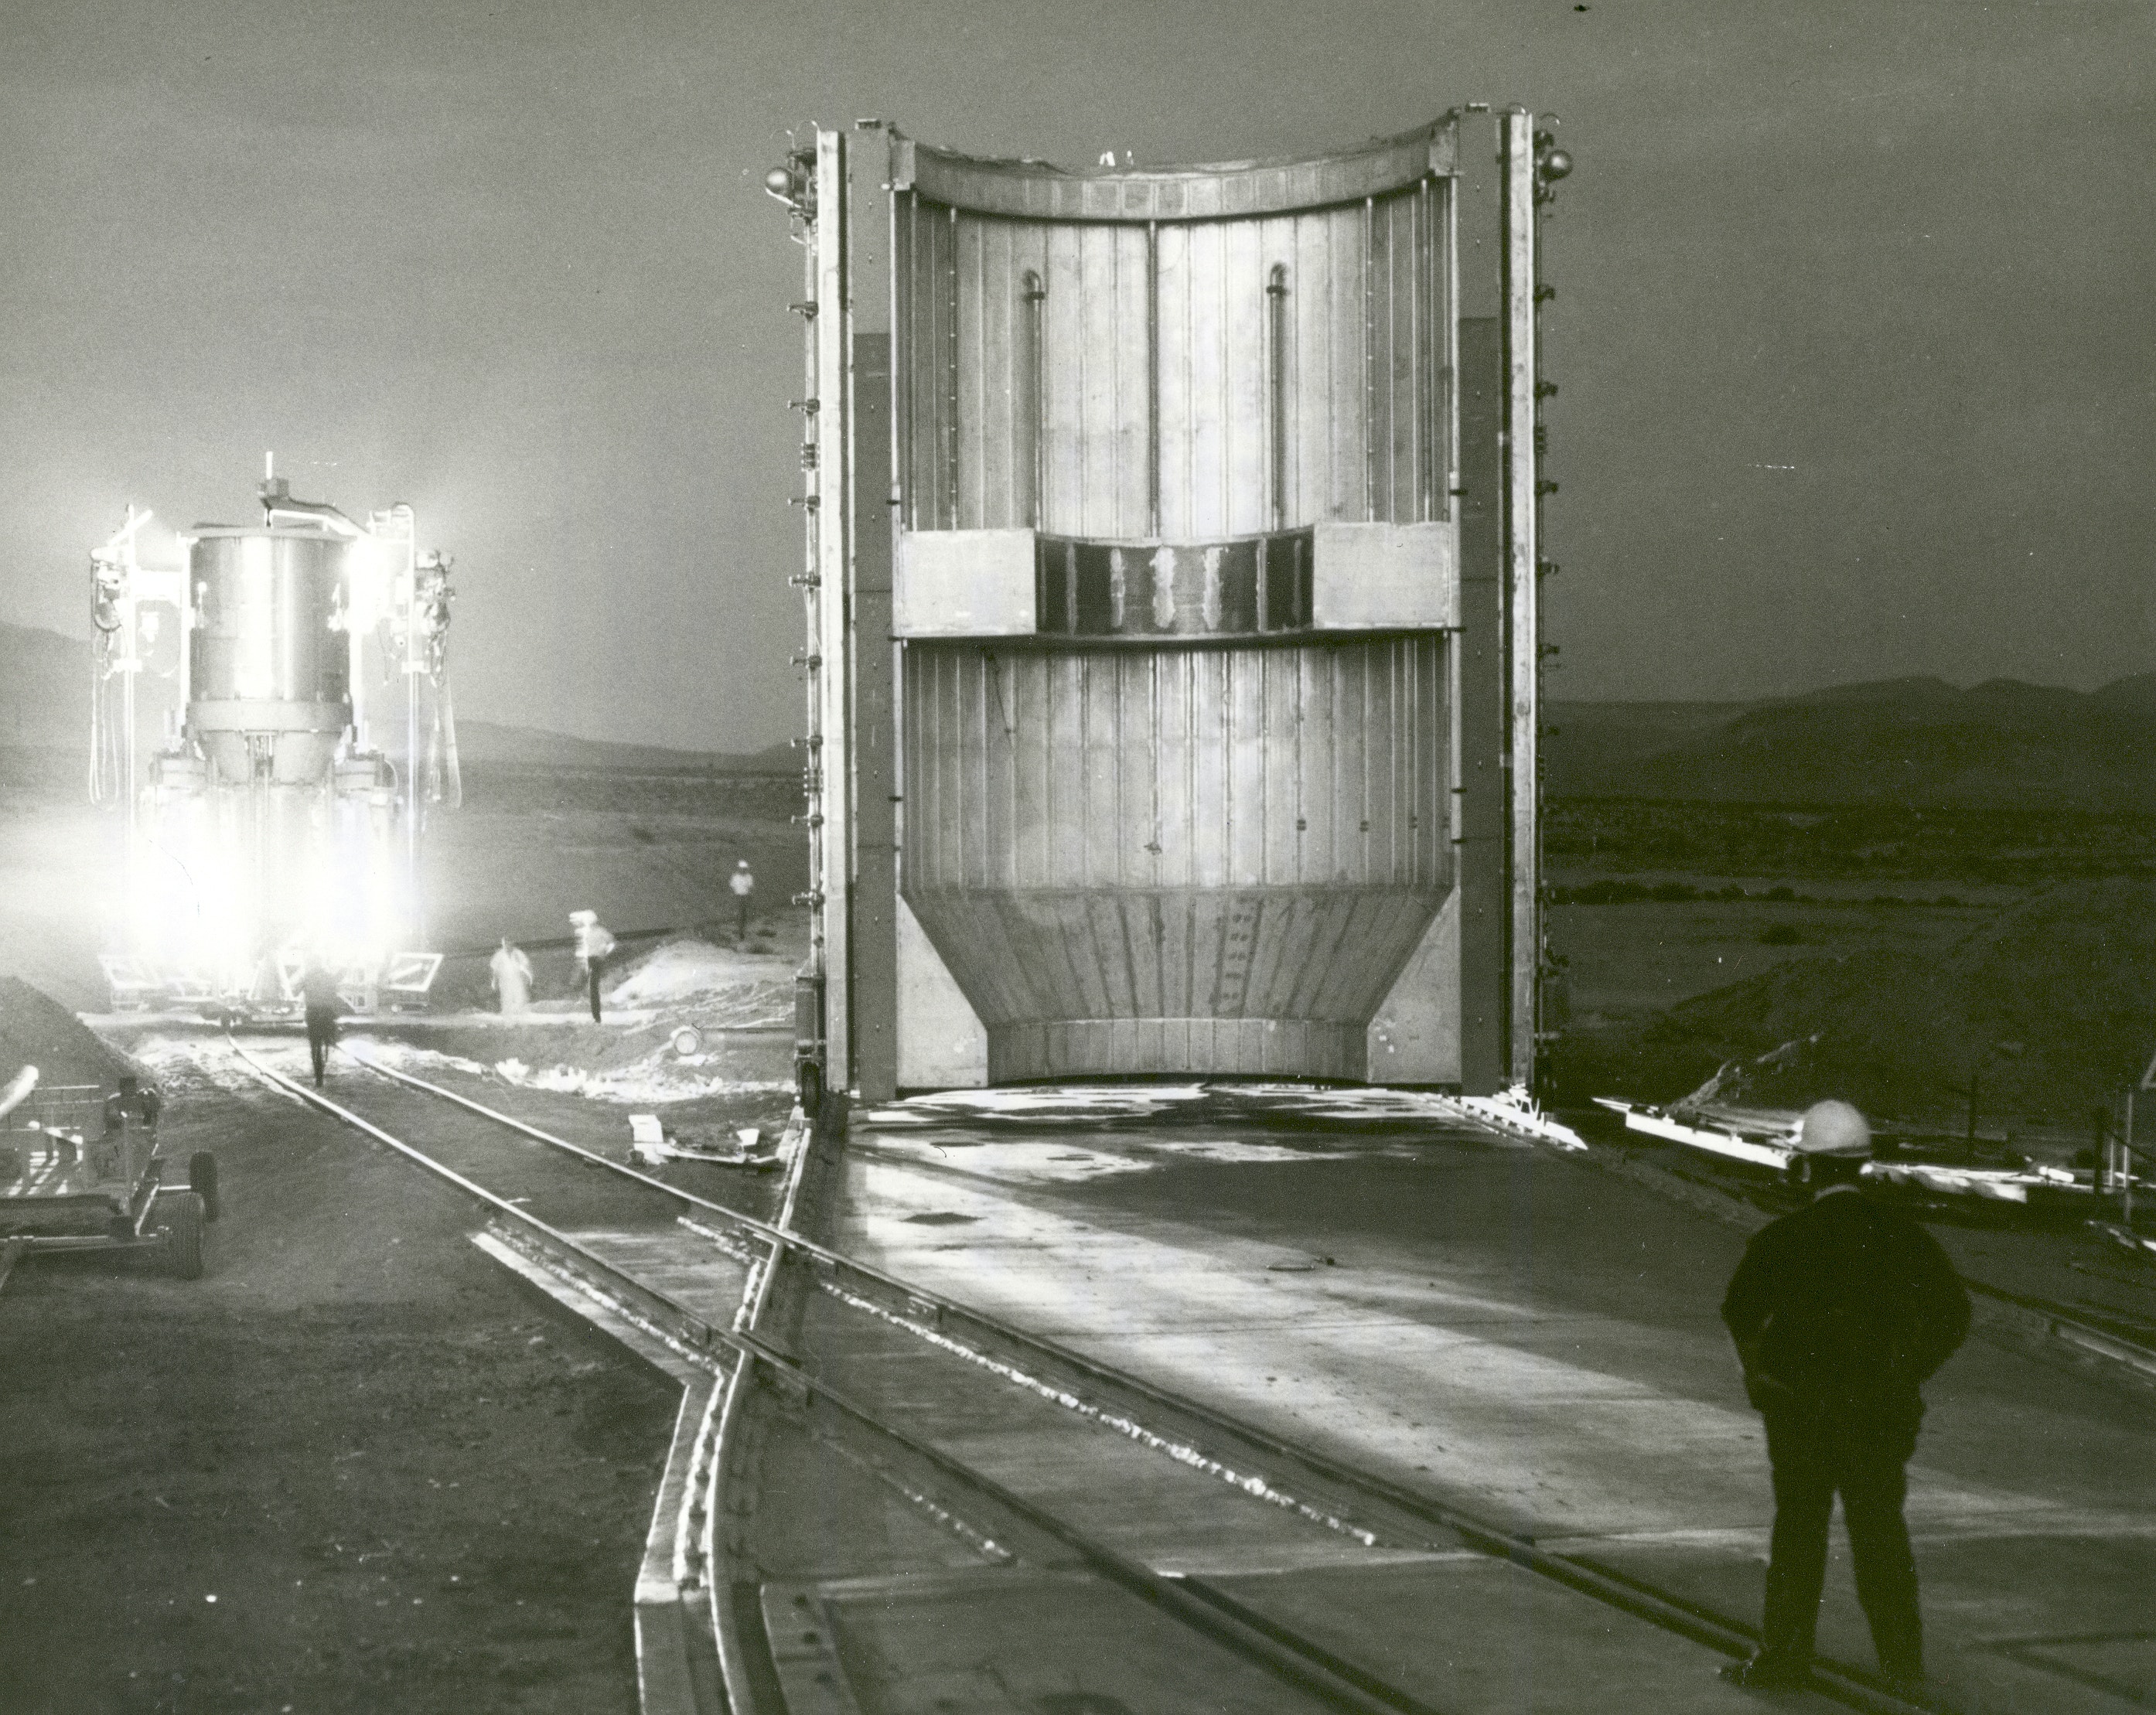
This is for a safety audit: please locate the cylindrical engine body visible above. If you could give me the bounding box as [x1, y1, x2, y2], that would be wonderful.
[187, 530, 351, 786]
[149, 526, 384, 986]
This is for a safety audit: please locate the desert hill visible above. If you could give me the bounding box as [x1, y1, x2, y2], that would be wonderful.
[0, 621, 788, 775]
[1549, 674, 2156, 806]
[1564, 877, 2156, 1127]
[452, 720, 792, 774]
[7, 618, 2147, 802]
[0, 621, 90, 751]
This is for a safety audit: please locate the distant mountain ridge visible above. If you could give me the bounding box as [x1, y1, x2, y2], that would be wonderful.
[0, 621, 90, 750]
[5, 619, 2146, 804]
[0, 620, 789, 772]
[1549, 673, 2156, 806]
[453, 720, 792, 773]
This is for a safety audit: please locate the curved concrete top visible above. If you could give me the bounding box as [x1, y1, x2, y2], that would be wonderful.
[893, 115, 1458, 223]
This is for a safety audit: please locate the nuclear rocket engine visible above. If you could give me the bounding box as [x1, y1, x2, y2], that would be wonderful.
[90, 465, 459, 1012]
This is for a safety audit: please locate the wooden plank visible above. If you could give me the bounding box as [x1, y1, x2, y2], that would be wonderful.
[1185, 220, 1228, 540]
[1334, 202, 1370, 522]
[1081, 653, 1121, 888]
[1075, 227, 1120, 539]
[953, 214, 984, 529]
[1222, 650, 1263, 888]
[1339, 643, 1372, 888]
[970, 216, 1016, 530]
[1418, 634, 1448, 888]
[1295, 212, 1334, 528]
[1223, 218, 1270, 540]
[1115, 225, 1154, 539]
[1153, 222, 1192, 542]
[1117, 653, 1152, 891]
[1300, 648, 1336, 885]
[1376, 196, 1404, 522]
[1261, 649, 1298, 885]
[1239, 890, 1291, 1018]
[1008, 650, 1048, 890]
[1044, 653, 1084, 890]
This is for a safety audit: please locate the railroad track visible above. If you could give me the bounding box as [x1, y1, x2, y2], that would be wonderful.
[224, 1038, 1940, 1715]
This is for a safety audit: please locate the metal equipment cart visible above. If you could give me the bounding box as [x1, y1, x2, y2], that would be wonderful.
[0, 1071, 218, 1290]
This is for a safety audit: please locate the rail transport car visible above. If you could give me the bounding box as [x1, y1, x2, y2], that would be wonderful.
[770, 111, 1569, 1100]
[87, 468, 459, 1013]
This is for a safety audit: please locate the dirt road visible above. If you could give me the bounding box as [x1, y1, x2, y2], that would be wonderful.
[0, 1045, 679, 1715]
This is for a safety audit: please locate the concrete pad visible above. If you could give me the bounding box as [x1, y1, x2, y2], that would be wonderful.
[568, 1226, 749, 1324]
[1206, 1558, 1837, 1714]
[817, 1567, 1333, 1714]
[745, 1406, 1018, 1585]
[800, 1290, 1404, 1572]
[836, 1129, 2156, 1706]
[840, 1153, 2096, 1546]
[1583, 1529, 2156, 1714]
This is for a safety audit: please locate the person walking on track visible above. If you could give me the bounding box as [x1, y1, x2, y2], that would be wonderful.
[1718, 1099, 1970, 1696]
[299, 960, 343, 1088]
[729, 859, 756, 945]
[570, 910, 616, 1023]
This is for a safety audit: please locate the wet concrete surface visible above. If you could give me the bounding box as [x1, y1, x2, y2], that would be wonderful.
[835, 1094, 2156, 1713]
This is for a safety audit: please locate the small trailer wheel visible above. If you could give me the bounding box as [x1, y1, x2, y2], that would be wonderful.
[163, 1192, 206, 1280]
[189, 1151, 220, 1222]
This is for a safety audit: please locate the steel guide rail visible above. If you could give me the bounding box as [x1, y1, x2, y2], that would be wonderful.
[226, 1038, 751, 1712]
[227, 1041, 1446, 1714]
[268, 1045, 1946, 1715]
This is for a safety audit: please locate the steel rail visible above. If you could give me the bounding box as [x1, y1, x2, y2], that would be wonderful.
[227, 1040, 732, 1375]
[228, 1039, 1446, 1715]
[334, 1045, 1944, 1714]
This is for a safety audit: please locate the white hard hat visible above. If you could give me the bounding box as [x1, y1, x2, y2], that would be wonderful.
[569, 909, 596, 925]
[736, 860, 751, 868]
[1794, 1099, 1871, 1158]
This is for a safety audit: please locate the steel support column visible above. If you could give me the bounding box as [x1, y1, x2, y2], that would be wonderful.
[810, 131, 851, 1087]
[804, 126, 900, 1103]
[1499, 108, 1543, 1093]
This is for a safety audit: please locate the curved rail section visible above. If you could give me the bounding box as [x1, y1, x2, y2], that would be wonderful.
[278, 1047, 1967, 1715]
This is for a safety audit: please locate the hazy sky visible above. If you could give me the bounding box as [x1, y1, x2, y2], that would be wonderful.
[2, 0, 2148, 749]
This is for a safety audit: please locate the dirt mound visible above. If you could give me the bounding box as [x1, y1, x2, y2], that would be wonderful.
[344, 936, 796, 1110]
[0, 975, 138, 1092]
[602, 935, 791, 1014]
[1567, 879, 2156, 1126]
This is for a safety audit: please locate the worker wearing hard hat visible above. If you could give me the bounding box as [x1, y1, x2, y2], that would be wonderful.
[570, 910, 617, 1023]
[1718, 1100, 1970, 1696]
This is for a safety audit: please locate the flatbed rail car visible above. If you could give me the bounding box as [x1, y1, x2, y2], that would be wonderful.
[0, 1076, 218, 1288]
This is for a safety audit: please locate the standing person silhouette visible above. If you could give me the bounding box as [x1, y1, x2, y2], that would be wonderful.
[1719, 1100, 1970, 1696]
[729, 860, 756, 945]
[489, 936, 533, 1015]
[570, 911, 616, 1023]
[299, 960, 343, 1088]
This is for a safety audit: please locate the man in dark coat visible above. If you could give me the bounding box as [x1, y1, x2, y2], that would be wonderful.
[299, 960, 343, 1089]
[1719, 1099, 1970, 1694]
